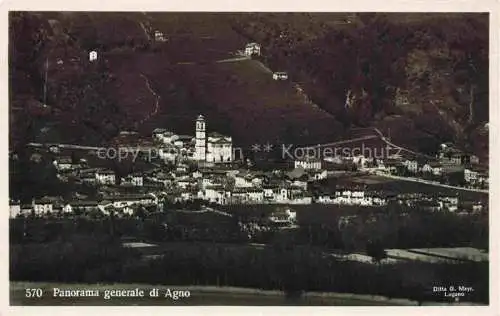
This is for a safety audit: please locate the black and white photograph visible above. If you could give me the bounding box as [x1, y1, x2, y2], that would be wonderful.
[5, 6, 496, 309]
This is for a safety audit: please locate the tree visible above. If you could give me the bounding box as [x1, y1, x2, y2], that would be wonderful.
[366, 239, 387, 264]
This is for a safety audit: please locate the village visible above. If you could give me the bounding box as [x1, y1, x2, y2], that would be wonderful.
[8, 36, 489, 226]
[9, 110, 488, 223]
[8, 12, 491, 306]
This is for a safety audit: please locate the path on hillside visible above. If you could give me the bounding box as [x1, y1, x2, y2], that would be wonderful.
[374, 171, 489, 193]
[292, 82, 334, 115]
[216, 56, 250, 63]
[253, 60, 273, 74]
[139, 22, 152, 41]
[176, 56, 250, 65]
[138, 74, 161, 126]
[372, 127, 435, 159]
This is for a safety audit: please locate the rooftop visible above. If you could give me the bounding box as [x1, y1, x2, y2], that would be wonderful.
[152, 128, 167, 134]
[208, 132, 231, 139]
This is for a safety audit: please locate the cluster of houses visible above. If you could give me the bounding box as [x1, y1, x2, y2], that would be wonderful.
[316, 189, 389, 207]
[153, 115, 233, 165]
[9, 193, 159, 218]
[319, 143, 488, 189]
[11, 112, 488, 219]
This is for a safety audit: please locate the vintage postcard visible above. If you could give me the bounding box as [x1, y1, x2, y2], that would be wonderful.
[1, 0, 499, 315]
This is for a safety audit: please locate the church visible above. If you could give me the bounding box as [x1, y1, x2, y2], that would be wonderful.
[195, 115, 233, 163]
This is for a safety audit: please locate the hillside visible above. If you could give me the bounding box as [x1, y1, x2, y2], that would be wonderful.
[230, 13, 489, 158]
[9, 12, 489, 158]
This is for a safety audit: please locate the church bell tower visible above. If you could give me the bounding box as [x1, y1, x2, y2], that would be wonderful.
[195, 115, 206, 161]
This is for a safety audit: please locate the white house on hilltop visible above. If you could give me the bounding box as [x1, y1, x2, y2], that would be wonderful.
[244, 42, 261, 56]
[154, 30, 167, 42]
[89, 50, 98, 62]
[273, 72, 288, 80]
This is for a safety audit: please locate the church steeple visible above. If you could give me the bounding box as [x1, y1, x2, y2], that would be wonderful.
[195, 115, 206, 161]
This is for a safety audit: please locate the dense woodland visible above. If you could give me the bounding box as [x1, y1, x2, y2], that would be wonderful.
[10, 224, 489, 304]
[10, 205, 489, 304]
[9, 13, 489, 157]
[230, 13, 488, 156]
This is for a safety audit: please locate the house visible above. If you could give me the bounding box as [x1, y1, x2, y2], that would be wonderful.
[477, 172, 489, 187]
[174, 135, 194, 147]
[272, 72, 288, 80]
[200, 185, 231, 205]
[244, 42, 261, 56]
[176, 177, 195, 190]
[152, 128, 167, 140]
[247, 189, 265, 203]
[464, 168, 479, 183]
[295, 158, 321, 170]
[70, 200, 99, 213]
[48, 144, 60, 154]
[288, 192, 313, 205]
[438, 195, 459, 212]
[192, 171, 203, 179]
[403, 159, 419, 173]
[200, 176, 223, 189]
[439, 146, 463, 165]
[269, 207, 296, 225]
[154, 30, 167, 42]
[53, 156, 74, 171]
[62, 203, 73, 214]
[9, 201, 21, 218]
[33, 197, 55, 215]
[159, 144, 179, 163]
[156, 131, 178, 145]
[230, 188, 264, 204]
[275, 187, 290, 202]
[334, 189, 368, 206]
[350, 155, 369, 169]
[89, 50, 98, 62]
[95, 169, 116, 185]
[106, 193, 158, 208]
[263, 186, 276, 200]
[316, 194, 336, 204]
[421, 161, 443, 176]
[233, 173, 255, 188]
[121, 174, 144, 187]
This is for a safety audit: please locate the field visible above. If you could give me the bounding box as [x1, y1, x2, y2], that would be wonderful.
[10, 282, 436, 306]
